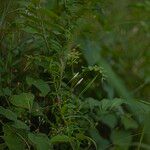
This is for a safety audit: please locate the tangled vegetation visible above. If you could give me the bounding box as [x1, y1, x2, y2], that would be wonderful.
[0, 0, 150, 149]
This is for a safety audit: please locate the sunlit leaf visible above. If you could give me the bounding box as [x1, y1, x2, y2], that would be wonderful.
[10, 93, 34, 110]
[50, 135, 70, 144]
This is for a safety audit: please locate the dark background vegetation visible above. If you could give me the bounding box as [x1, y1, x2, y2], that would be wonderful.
[0, 0, 150, 150]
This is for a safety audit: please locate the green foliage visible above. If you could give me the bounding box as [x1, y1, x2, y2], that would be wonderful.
[0, 0, 150, 149]
[3, 125, 27, 150]
[28, 133, 52, 150]
[11, 93, 34, 110]
[0, 106, 17, 121]
[111, 130, 132, 150]
[26, 77, 50, 97]
[50, 135, 70, 144]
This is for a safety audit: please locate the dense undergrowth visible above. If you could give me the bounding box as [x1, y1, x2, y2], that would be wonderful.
[0, 0, 150, 150]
